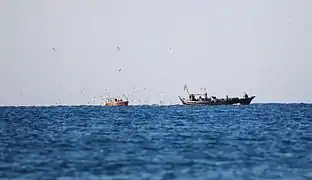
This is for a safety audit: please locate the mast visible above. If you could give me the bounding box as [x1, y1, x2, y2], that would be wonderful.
[184, 84, 190, 95]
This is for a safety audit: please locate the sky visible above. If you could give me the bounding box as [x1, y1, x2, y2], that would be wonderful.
[0, 0, 311, 106]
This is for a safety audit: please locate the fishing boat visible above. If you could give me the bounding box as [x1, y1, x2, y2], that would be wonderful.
[178, 85, 255, 106]
[104, 98, 129, 106]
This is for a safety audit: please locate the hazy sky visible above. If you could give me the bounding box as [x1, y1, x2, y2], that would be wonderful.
[0, 0, 311, 105]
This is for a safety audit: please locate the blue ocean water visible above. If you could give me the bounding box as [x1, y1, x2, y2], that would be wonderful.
[0, 104, 312, 180]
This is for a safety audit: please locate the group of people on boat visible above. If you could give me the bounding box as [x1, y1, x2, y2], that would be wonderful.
[188, 92, 249, 102]
[106, 98, 124, 102]
[189, 93, 209, 101]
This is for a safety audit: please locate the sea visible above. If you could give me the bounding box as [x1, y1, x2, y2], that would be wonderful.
[0, 104, 312, 180]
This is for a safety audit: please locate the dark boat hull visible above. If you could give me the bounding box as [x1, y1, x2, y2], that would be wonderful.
[178, 96, 255, 106]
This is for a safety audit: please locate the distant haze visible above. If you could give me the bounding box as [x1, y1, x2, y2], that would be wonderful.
[0, 0, 311, 106]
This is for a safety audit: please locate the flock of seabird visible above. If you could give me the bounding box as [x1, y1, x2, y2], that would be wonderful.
[46, 45, 173, 105]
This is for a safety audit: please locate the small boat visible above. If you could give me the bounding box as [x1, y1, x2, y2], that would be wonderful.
[104, 98, 129, 106]
[178, 85, 255, 106]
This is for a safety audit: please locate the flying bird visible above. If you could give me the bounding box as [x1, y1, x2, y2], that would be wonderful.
[116, 46, 120, 51]
[52, 48, 56, 51]
[169, 47, 172, 52]
[118, 68, 123, 72]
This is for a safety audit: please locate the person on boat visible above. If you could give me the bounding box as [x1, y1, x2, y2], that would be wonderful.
[212, 96, 217, 103]
[226, 95, 229, 101]
[244, 92, 248, 99]
[204, 93, 208, 100]
[189, 94, 196, 101]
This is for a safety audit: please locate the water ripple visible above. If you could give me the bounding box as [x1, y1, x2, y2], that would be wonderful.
[0, 104, 312, 179]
